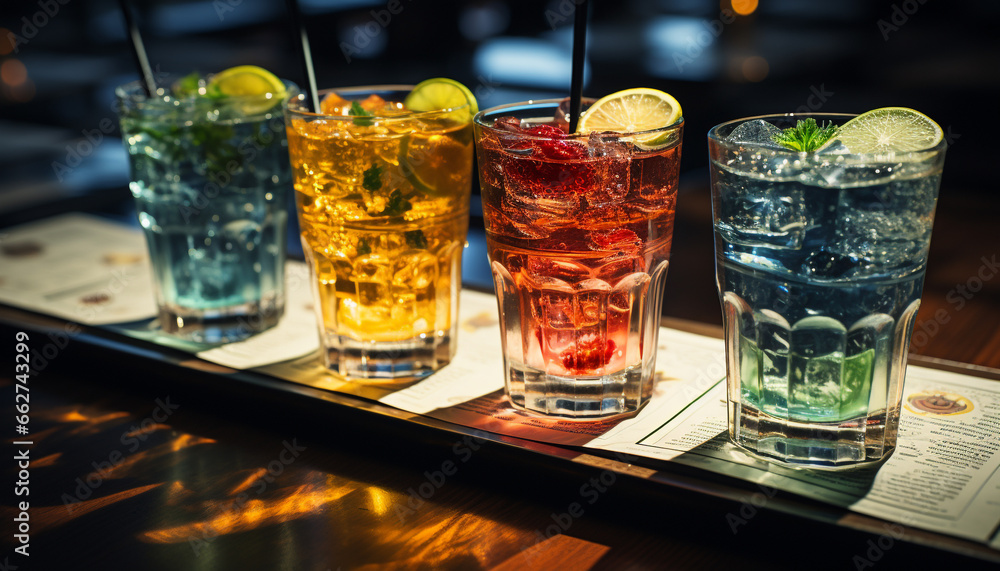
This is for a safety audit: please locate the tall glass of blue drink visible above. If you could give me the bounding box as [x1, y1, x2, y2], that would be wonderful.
[116, 74, 297, 343]
[709, 111, 946, 468]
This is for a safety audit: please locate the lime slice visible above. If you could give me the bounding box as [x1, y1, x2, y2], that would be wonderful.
[207, 65, 286, 114]
[577, 88, 682, 148]
[403, 78, 478, 122]
[833, 107, 942, 155]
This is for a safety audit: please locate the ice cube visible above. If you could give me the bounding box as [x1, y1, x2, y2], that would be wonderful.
[727, 119, 786, 149]
[716, 185, 807, 250]
[587, 132, 631, 204]
[833, 209, 929, 271]
[588, 132, 624, 158]
[595, 255, 643, 285]
[493, 200, 550, 240]
[801, 250, 870, 279]
[527, 256, 592, 284]
[392, 251, 437, 290]
[589, 228, 641, 254]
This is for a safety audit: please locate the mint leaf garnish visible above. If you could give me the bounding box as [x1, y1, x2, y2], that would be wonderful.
[772, 118, 838, 152]
[350, 101, 374, 126]
[404, 230, 427, 249]
[379, 189, 412, 217]
[172, 72, 202, 98]
[362, 163, 383, 192]
[362, 163, 412, 216]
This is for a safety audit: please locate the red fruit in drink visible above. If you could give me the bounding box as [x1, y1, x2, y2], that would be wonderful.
[561, 337, 617, 371]
[590, 228, 641, 253]
[524, 124, 567, 138]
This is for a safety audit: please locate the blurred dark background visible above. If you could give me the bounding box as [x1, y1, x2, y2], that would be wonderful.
[0, 0, 997, 363]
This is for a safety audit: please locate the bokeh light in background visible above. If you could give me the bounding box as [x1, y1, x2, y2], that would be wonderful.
[740, 55, 768, 82]
[730, 0, 758, 17]
[0, 56, 33, 102]
[2, 58, 27, 85]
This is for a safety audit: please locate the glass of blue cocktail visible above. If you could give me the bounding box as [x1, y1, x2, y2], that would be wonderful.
[116, 67, 296, 343]
[709, 109, 946, 468]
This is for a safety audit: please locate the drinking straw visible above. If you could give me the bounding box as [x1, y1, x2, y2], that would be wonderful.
[117, 0, 157, 96]
[567, 0, 589, 133]
[284, 0, 321, 112]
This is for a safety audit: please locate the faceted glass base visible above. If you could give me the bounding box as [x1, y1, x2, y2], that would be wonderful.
[730, 401, 897, 469]
[158, 296, 283, 344]
[506, 361, 651, 418]
[324, 333, 454, 381]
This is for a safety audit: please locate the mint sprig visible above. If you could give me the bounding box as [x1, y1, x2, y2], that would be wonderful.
[350, 101, 374, 126]
[361, 162, 413, 217]
[172, 72, 202, 98]
[362, 163, 383, 192]
[772, 118, 838, 152]
[379, 189, 412, 217]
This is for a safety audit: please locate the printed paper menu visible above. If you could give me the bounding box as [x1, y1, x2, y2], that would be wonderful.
[589, 366, 1000, 543]
[0, 214, 157, 324]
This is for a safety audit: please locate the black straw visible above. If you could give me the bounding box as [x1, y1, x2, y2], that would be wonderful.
[117, 0, 156, 97]
[568, 0, 589, 133]
[284, 0, 320, 112]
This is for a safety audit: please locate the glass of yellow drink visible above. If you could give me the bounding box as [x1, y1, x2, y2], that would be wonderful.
[285, 84, 474, 380]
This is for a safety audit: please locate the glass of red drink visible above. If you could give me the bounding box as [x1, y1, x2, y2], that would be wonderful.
[474, 99, 683, 418]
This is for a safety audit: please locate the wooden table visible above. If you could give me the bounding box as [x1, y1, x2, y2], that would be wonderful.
[1, 312, 998, 570]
